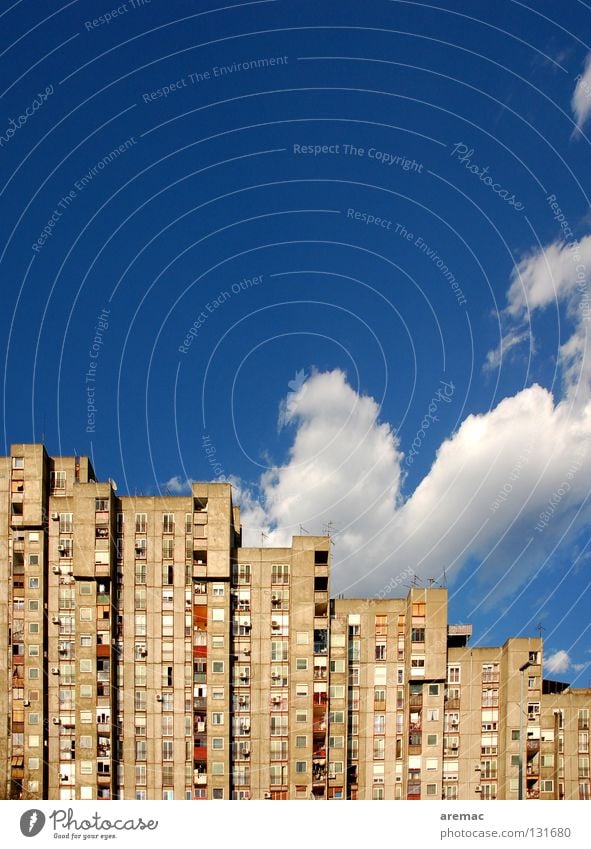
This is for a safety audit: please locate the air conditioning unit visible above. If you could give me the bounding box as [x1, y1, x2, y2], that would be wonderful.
[156, 694, 162, 702]
[52, 616, 60, 624]
[271, 621, 279, 628]
[238, 697, 247, 706]
[263, 792, 271, 799]
[475, 786, 482, 792]
[271, 595, 279, 602]
[23, 700, 30, 707]
[52, 565, 60, 574]
[51, 667, 60, 675]
[66, 569, 73, 576]
[51, 513, 59, 520]
[243, 749, 250, 758]
[243, 649, 251, 655]
[271, 696, 281, 704]
[52, 717, 61, 725]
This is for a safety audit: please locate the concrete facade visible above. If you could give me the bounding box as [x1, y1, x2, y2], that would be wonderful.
[1, 445, 589, 801]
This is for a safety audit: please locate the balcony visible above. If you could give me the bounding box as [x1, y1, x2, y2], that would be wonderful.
[409, 695, 423, 707]
[526, 740, 540, 753]
[444, 698, 460, 710]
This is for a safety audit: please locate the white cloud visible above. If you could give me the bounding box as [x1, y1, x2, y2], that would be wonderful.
[162, 475, 193, 494]
[484, 328, 531, 372]
[544, 650, 571, 674]
[236, 369, 591, 600]
[572, 53, 591, 132]
[489, 235, 591, 401]
[506, 236, 591, 318]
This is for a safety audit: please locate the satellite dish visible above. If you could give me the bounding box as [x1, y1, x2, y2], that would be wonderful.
[108, 478, 118, 492]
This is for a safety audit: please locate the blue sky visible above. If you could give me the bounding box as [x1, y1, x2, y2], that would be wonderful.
[2, 0, 591, 681]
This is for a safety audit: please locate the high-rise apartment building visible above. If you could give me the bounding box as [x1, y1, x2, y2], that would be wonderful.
[1, 444, 589, 801]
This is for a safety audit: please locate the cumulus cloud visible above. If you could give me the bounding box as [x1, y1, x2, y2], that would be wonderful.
[236, 369, 591, 600]
[544, 650, 571, 674]
[572, 53, 591, 132]
[231, 230, 591, 601]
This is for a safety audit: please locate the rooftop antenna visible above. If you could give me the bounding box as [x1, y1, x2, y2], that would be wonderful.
[261, 531, 269, 546]
[536, 622, 545, 640]
[299, 525, 311, 535]
[323, 520, 339, 546]
[404, 575, 421, 589]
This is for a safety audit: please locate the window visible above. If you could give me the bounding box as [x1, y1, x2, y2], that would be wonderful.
[212, 608, 224, 622]
[512, 729, 520, 741]
[135, 513, 147, 533]
[271, 563, 289, 584]
[271, 641, 288, 662]
[330, 685, 345, 699]
[233, 563, 251, 585]
[212, 738, 224, 750]
[212, 713, 224, 726]
[411, 627, 425, 642]
[296, 710, 308, 723]
[295, 761, 307, 774]
[162, 741, 174, 761]
[374, 666, 387, 685]
[162, 539, 174, 559]
[447, 665, 461, 683]
[51, 470, 66, 491]
[59, 513, 73, 533]
[296, 631, 309, 645]
[79, 659, 92, 673]
[428, 684, 440, 696]
[295, 658, 308, 671]
[29, 578, 39, 589]
[162, 513, 174, 533]
[426, 783, 437, 796]
[373, 714, 386, 734]
[135, 538, 147, 559]
[427, 709, 439, 721]
[270, 715, 288, 736]
[212, 661, 224, 674]
[12, 456, 24, 469]
[541, 780, 554, 793]
[212, 583, 224, 597]
[373, 738, 385, 760]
